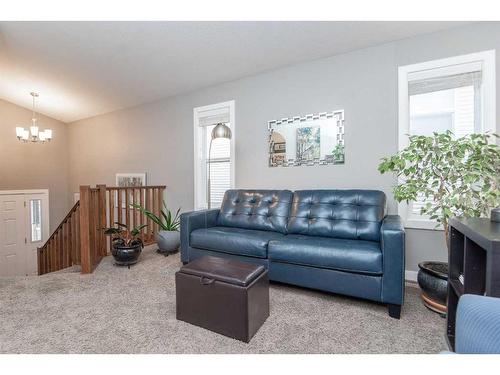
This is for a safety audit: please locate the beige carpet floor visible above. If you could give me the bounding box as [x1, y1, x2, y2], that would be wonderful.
[0, 245, 447, 354]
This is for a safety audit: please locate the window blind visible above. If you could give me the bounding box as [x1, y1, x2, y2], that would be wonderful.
[410, 193, 433, 218]
[198, 108, 230, 127]
[409, 71, 482, 96]
[204, 124, 231, 209]
[454, 86, 476, 137]
[208, 160, 231, 208]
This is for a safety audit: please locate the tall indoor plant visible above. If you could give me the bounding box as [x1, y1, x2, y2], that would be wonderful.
[378, 131, 500, 313]
[132, 201, 181, 255]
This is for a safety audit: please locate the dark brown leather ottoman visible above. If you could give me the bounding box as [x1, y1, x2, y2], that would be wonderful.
[175, 256, 269, 343]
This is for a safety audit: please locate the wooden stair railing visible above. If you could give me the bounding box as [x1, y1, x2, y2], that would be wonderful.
[105, 186, 165, 247]
[37, 184, 166, 275]
[37, 200, 81, 275]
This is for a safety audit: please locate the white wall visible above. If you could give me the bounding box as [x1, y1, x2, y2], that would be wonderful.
[68, 22, 500, 273]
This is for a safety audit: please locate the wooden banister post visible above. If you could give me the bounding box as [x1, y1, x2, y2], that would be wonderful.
[37, 247, 42, 275]
[158, 186, 165, 236]
[97, 184, 107, 256]
[79, 185, 92, 274]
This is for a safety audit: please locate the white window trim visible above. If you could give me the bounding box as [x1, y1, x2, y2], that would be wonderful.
[397, 50, 496, 230]
[193, 100, 235, 210]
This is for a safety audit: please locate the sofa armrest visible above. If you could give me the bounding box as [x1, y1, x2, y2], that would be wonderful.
[456, 294, 500, 354]
[380, 215, 405, 305]
[180, 209, 219, 263]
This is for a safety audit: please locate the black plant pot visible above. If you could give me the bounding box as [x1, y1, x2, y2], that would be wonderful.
[112, 243, 142, 267]
[417, 261, 448, 316]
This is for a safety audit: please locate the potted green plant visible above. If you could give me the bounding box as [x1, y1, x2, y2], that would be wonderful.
[331, 144, 345, 163]
[378, 131, 500, 313]
[132, 201, 181, 255]
[104, 222, 148, 267]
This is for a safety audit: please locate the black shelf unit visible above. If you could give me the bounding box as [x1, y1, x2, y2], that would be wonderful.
[446, 217, 500, 351]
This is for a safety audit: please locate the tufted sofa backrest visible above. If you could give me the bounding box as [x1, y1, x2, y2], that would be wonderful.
[288, 190, 386, 242]
[218, 190, 293, 234]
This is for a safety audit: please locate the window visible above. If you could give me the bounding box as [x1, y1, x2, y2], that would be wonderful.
[30, 199, 42, 242]
[408, 78, 479, 220]
[410, 85, 478, 137]
[398, 50, 496, 229]
[193, 101, 235, 210]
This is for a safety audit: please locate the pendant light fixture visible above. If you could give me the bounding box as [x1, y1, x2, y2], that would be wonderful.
[16, 92, 53, 143]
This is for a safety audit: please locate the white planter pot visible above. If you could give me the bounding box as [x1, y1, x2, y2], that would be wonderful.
[156, 230, 180, 254]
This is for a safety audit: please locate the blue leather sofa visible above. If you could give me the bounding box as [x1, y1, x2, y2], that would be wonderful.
[180, 189, 405, 318]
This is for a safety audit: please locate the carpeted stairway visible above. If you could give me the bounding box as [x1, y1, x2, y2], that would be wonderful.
[0, 245, 447, 353]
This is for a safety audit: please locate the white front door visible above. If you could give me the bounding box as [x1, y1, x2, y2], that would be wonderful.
[0, 195, 26, 277]
[0, 190, 49, 277]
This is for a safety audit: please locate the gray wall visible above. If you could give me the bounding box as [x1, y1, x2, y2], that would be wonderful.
[0, 98, 70, 231]
[68, 22, 500, 273]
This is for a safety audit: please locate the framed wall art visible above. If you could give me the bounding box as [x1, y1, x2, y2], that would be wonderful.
[268, 110, 344, 167]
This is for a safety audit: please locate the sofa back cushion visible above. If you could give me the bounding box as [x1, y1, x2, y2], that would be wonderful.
[288, 190, 386, 241]
[217, 190, 293, 234]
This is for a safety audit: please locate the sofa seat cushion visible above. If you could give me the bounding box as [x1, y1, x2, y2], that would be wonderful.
[268, 235, 383, 275]
[190, 226, 284, 259]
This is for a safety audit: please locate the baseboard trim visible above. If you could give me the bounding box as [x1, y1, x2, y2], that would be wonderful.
[405, 270, 417, 283]
[405, 270, 418, 282]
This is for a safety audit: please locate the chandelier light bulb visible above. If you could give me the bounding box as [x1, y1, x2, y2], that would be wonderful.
[39, 131, 47, 142]
[30, 125, 39, 137]
[44, 129, 52, 140]
[22, 129, 29, 141]
[16, 127, 24, 138]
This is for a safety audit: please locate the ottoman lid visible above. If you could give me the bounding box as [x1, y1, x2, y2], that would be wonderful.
[180, 256, 265, 287]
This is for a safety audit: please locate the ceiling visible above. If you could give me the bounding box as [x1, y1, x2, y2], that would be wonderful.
[0, 21, 471, 123]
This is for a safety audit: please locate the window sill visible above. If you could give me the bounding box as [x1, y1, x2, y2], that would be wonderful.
[404, 219, 444, 231]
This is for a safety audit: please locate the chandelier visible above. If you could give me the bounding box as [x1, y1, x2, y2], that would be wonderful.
[16, 92, 53, 143]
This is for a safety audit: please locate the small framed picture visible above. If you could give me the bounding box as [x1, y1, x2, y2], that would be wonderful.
[115, 173, 147, 209]
[115, 173, 147, 188]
